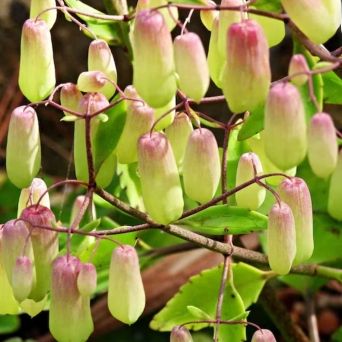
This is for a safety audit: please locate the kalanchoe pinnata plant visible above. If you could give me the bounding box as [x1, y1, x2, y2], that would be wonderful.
[251, 329, 277, 342]
[88, 39, 117, 99]
[133, 9, 177, 108]
[137, 132, 183, 224]
[170, 325, 194, 342]
[235, 152, 266, 210]
[153, 95, 176, 130]
[6, 106, 41, 189]
[17, 178, 50, 218]
[222, 19, 271, 113]
[173, 32, 210, 103]
[264, 82, 307, 170]
[165, 112, 193, 170]
[77, 263, 97, 297]
[288, 54, 309, 86]
[19, 18, 55, 102]
[60, 82, 83, 116]
[182, 128, 221, 204]
[12, 256, 34, 303]
[267, 201, 296, 275]
[280, 0, 341, 44]
[307, 112, 338, 179]
[108, 245, 145, 324]
[76, 71, 107, 93]
[200, 1, 218, 31]
[276, 177, 313, 266]
[20, 205, 58, 302]
[50, 255, 94, 342]
[30, 0, 57, 30]
[328, 149, 342, 221]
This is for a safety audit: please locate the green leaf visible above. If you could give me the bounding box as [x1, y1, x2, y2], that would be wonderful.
[237, 104, 265, 141]
[150, 262, 267, 332]
[280, 274, 328, 295]
[93, 96, 127, 173]
[187, 306, 213, 320]
[252, 0, 282, 13]
[175, 205, 268, 235]
[84, 22, 122, 45]
[322, 71, 342, 105]
[0, 315, 20, 334]
[332, 326, 342, 341]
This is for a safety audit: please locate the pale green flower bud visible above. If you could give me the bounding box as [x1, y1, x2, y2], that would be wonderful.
[17, 178, 50, 218]
[288, 54, 309, 86]
[218, 0, 244, 58]
[20, 205, 58, 302]
[267, 202, 296, 275]
[249, 8, 285, 47]
[137, 132, 183, 224]
[77, 71, 107, 93]
[277, 177, 313, 265]
[19, 19, 55, 102]
[165, 113, 193, 169]
[20, 296, 47, 317]
[328, 150, 342, 221]
[50, 255, 93, 342]
[264, 82, 307, 170]
[281, 0, 341, 44]
[308, 113, 338, 179]
[133, 9, 177, 108]
[6, 106, 41, 189]
[136, 0, 178, 31]
[170, 325, 194, 342]
[252, 329, 277, 342]
[174, 33, 209, 103]
[88, 39, 117, 99]
[108, 245, 145, 324]
[30, 0, 57, 29]
[77, 263, 97, 297]
[222, 19, 271, 113]
[12, 256, 34, 303]
[60, 83, 82, 116]
[117, 104, 155, 164]
[154, 96, 176, 130]
[207, 17, 225, 88]
[235, 152, 266, 210]
[0, 227, 20, 315]
[200, 1, 218, 31]
[183, 128, 221, 204]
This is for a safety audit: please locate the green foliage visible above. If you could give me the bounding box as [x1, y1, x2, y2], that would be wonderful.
[0, 315, 20, 334]
[322, 71, 342, 104]
[252, 0, 282, 13]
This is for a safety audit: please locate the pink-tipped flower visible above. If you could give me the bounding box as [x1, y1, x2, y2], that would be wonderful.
[308, 113, 338, 179]
[60, 83, 82, 116]
[137, 132, 183, 224]
[108, 245, 145, 324]
[281, 0, 341, 44]
[12, 256, 34, 303]
[17, 178, 50, 218]
[235, 152, 266, 210]
[277, 177, 313, 265]
[30, 0, 57, 29]
[116, 104, 155, 164]
[6, 106, 41, 189]
[174, 33, 209, 103]
[251, 329, 277, 342]
[133, 9, 177, 108]
[19, 19, 55, 102]
[249, 7, 285, 47]
[2, 220, 36, 292]
[207, 17, 225, 88]
[171, 325, 194, 342]
[200, 1, 218, 31]
[328, 150, 342, 221]
[77, 263, 97, 297]
[88, 39, 117, 99]
[165, 113, 193, 169]
[124, 85, 141, 101]
[182, 128, 221, 204]
[217, 0, 245, 58]
[0, 227, 20, 315]
[288, 54, 309, 86]
[20, 205, 58, 302]
[222, 19, 271, 113]
[136, 0, 178, 31]
[50, 255, 93, 342]
[267, 201, 296, 275]
[77, 71, 107, 93]
[264, 82, 307, 170]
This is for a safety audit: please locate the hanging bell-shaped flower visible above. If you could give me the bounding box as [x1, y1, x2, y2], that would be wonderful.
[30, 0, 57, 29]
[170, 325, 194, 342]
